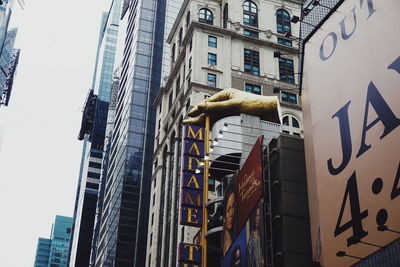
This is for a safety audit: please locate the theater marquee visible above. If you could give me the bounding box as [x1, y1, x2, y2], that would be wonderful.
[302, 0, 400, 266]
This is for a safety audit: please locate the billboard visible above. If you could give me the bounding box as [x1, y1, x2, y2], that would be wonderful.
[302, 0, 400, 266]
[223, 137, 266, 266]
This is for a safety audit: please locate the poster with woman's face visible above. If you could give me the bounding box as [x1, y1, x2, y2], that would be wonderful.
[246, 198, 265, 267]
[223, 179, 238, 256]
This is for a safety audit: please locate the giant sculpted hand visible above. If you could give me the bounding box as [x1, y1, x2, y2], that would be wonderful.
[183, 88, 281, 125]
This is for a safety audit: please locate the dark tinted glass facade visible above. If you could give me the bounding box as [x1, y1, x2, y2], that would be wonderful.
[95, 0, 167, 266]
[69, 2, 122, 266]
[0, 28, 18, 107]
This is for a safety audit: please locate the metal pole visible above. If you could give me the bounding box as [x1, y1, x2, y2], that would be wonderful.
[202, 115, 210, 267]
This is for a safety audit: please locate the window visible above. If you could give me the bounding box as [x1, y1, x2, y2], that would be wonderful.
[176, 76, 181, 96]
[292, 117, 300, 128]
[282, 115, 301, 136]
[178, 28, 183, 46]
[278, 38, 292, 47]
[244, 29, 259, 38]
[199, 8, 213, 25]
[186, 100, 190, 111]
[208, 53, 217, 65]
[186, 11, 191, 26]
[281, 91, 297, 104]
[151, 213, 154, 225]
[169, 92, 173, 109]
[208, 36, 217, 48]
[209, 178, 215, 191]
[244, 49, 260, 75]
[276, 9, 291, 34]
[171, 43, 176, 62]
[207, 73, 216, 87]
[245, 83, 261, 95]
[283, 116, 289, 126]
[189, 57, 192, 69]
[243, 1, 258, 27]
[189, 39, 192, 51]
[223, 4, 228, 28]
[279, 58, 294, 83]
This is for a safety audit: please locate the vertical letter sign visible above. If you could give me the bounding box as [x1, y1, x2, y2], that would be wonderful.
[179, 125, 204, 265]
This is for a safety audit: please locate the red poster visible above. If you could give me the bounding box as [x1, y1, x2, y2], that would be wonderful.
[236, 136, 264, 231]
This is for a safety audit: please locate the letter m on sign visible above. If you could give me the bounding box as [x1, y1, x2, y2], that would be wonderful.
[185, 125, 204, 141]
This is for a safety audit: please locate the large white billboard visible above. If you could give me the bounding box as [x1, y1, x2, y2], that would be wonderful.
[302, 0, 400, 266]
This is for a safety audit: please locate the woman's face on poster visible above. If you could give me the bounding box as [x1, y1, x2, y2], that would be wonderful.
[225, 192, 235, 230]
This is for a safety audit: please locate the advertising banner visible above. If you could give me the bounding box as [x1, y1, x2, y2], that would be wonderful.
[302, 0, 400, 266]
[237, 136, 264, 230]
[223, 137, 266, 266]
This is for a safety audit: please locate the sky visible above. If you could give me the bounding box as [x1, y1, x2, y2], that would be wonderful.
[0, 0, 111, 266]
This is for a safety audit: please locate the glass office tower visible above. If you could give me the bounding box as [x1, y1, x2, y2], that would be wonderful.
[34, 216, 73, 267]
[94, 0, 168, 266]
[69, 1, 122, 266]
[34, 238, 51, 267]
[0, 28, 19, 107]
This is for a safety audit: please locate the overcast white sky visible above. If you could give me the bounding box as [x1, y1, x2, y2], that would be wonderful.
[0, 0, 112, 266]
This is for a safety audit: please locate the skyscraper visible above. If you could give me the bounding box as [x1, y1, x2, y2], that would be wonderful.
[34, 216, 73, 267]
[0, 27, 20, 107]
[94, 0, 172, 266]
[69, 1, 122, 266]
[34, 238, 52, 267]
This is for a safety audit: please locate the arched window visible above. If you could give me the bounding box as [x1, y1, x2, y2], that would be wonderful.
[292, 117, 299, 128]
[223, 4, 228, 29]
[282, 115, 301, 136]
[276, 9, 291, 34]
[243, 1, 258, 27]
[186, 11, 191, 26]
[199, 8, 213, 25]
[283, 116, 289, 126]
